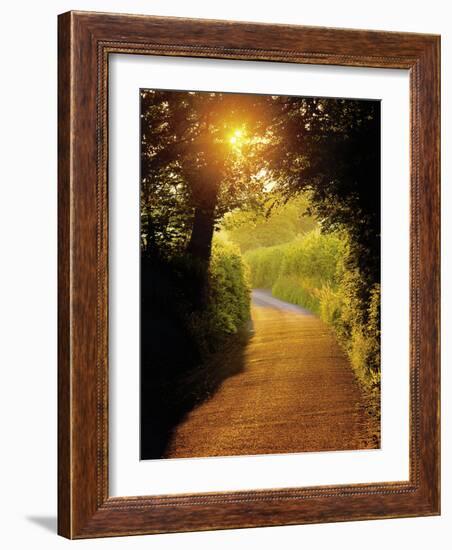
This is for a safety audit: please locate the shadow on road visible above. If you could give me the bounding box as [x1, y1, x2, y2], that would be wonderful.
[140, 261, 250, 460]
[140, 332, 250, 460]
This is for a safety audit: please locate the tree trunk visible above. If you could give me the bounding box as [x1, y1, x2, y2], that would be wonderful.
[187, 170, 220, 263]
[186, 174, 220, 309]
[187, 206, 216, 263]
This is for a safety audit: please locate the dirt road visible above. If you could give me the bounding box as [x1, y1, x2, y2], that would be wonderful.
[164, 289, 379, 458]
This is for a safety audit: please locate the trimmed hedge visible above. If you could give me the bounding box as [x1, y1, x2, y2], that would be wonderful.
[188, 237, 251, 353]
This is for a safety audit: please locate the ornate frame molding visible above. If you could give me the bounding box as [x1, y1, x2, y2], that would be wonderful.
[58, 11, 440, 538]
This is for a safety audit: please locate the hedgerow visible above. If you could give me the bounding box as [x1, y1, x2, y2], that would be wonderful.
[245, 229, 380, 393]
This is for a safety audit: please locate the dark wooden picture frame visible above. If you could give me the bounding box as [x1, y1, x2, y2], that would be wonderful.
[58, 11, 440, 539]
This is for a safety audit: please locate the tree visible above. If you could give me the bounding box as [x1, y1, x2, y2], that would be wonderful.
[140, 90, 275, 264]
[269, 97, 381, 316]
[141, 91, 381, 318]
[290, 99, 379, 258]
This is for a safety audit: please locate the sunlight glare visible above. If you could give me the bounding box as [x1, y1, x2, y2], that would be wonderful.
[229, 128, 245, 147]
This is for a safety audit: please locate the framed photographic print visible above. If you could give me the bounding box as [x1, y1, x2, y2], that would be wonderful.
[58, 11, 440, 538]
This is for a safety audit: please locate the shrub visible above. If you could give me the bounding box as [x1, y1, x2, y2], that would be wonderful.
[208, 238, 251, 334]
[272, 276, 321, 314]
[318, 284, 343, 325]
[188, 238, 251, 353]
[279, 229, 343, 285]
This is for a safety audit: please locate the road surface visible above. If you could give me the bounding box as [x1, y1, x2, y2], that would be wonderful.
[164, 289, 379, 458]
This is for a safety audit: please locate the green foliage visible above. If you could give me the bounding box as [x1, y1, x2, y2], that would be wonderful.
[343, 288, 380, 398]
[222, 195, 317, 252]
[188, 238, 251, 353]
[273, 97, 381, 305]
[319, 269, 381, 394]
[273, 276, 321, 314]
[245, 228, 343, 310]
[244, 230, 380, 392]
[244, 244, 286, 288]
[318, 285, 343, 325]
[278, 229, 343, 285]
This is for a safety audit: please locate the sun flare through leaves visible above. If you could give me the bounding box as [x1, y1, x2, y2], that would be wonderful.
[229, 128, 246, 148]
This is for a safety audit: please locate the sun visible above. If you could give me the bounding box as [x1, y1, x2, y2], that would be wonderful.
[229, 128, 245, 146]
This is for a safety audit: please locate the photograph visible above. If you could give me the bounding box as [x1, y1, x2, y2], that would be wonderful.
[139, 89, 382, 460]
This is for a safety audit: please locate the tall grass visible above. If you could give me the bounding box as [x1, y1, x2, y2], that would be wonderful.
[245, 229, 380, 394]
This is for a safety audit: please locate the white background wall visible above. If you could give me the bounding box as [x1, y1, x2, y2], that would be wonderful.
[0, 1, 449, 548]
